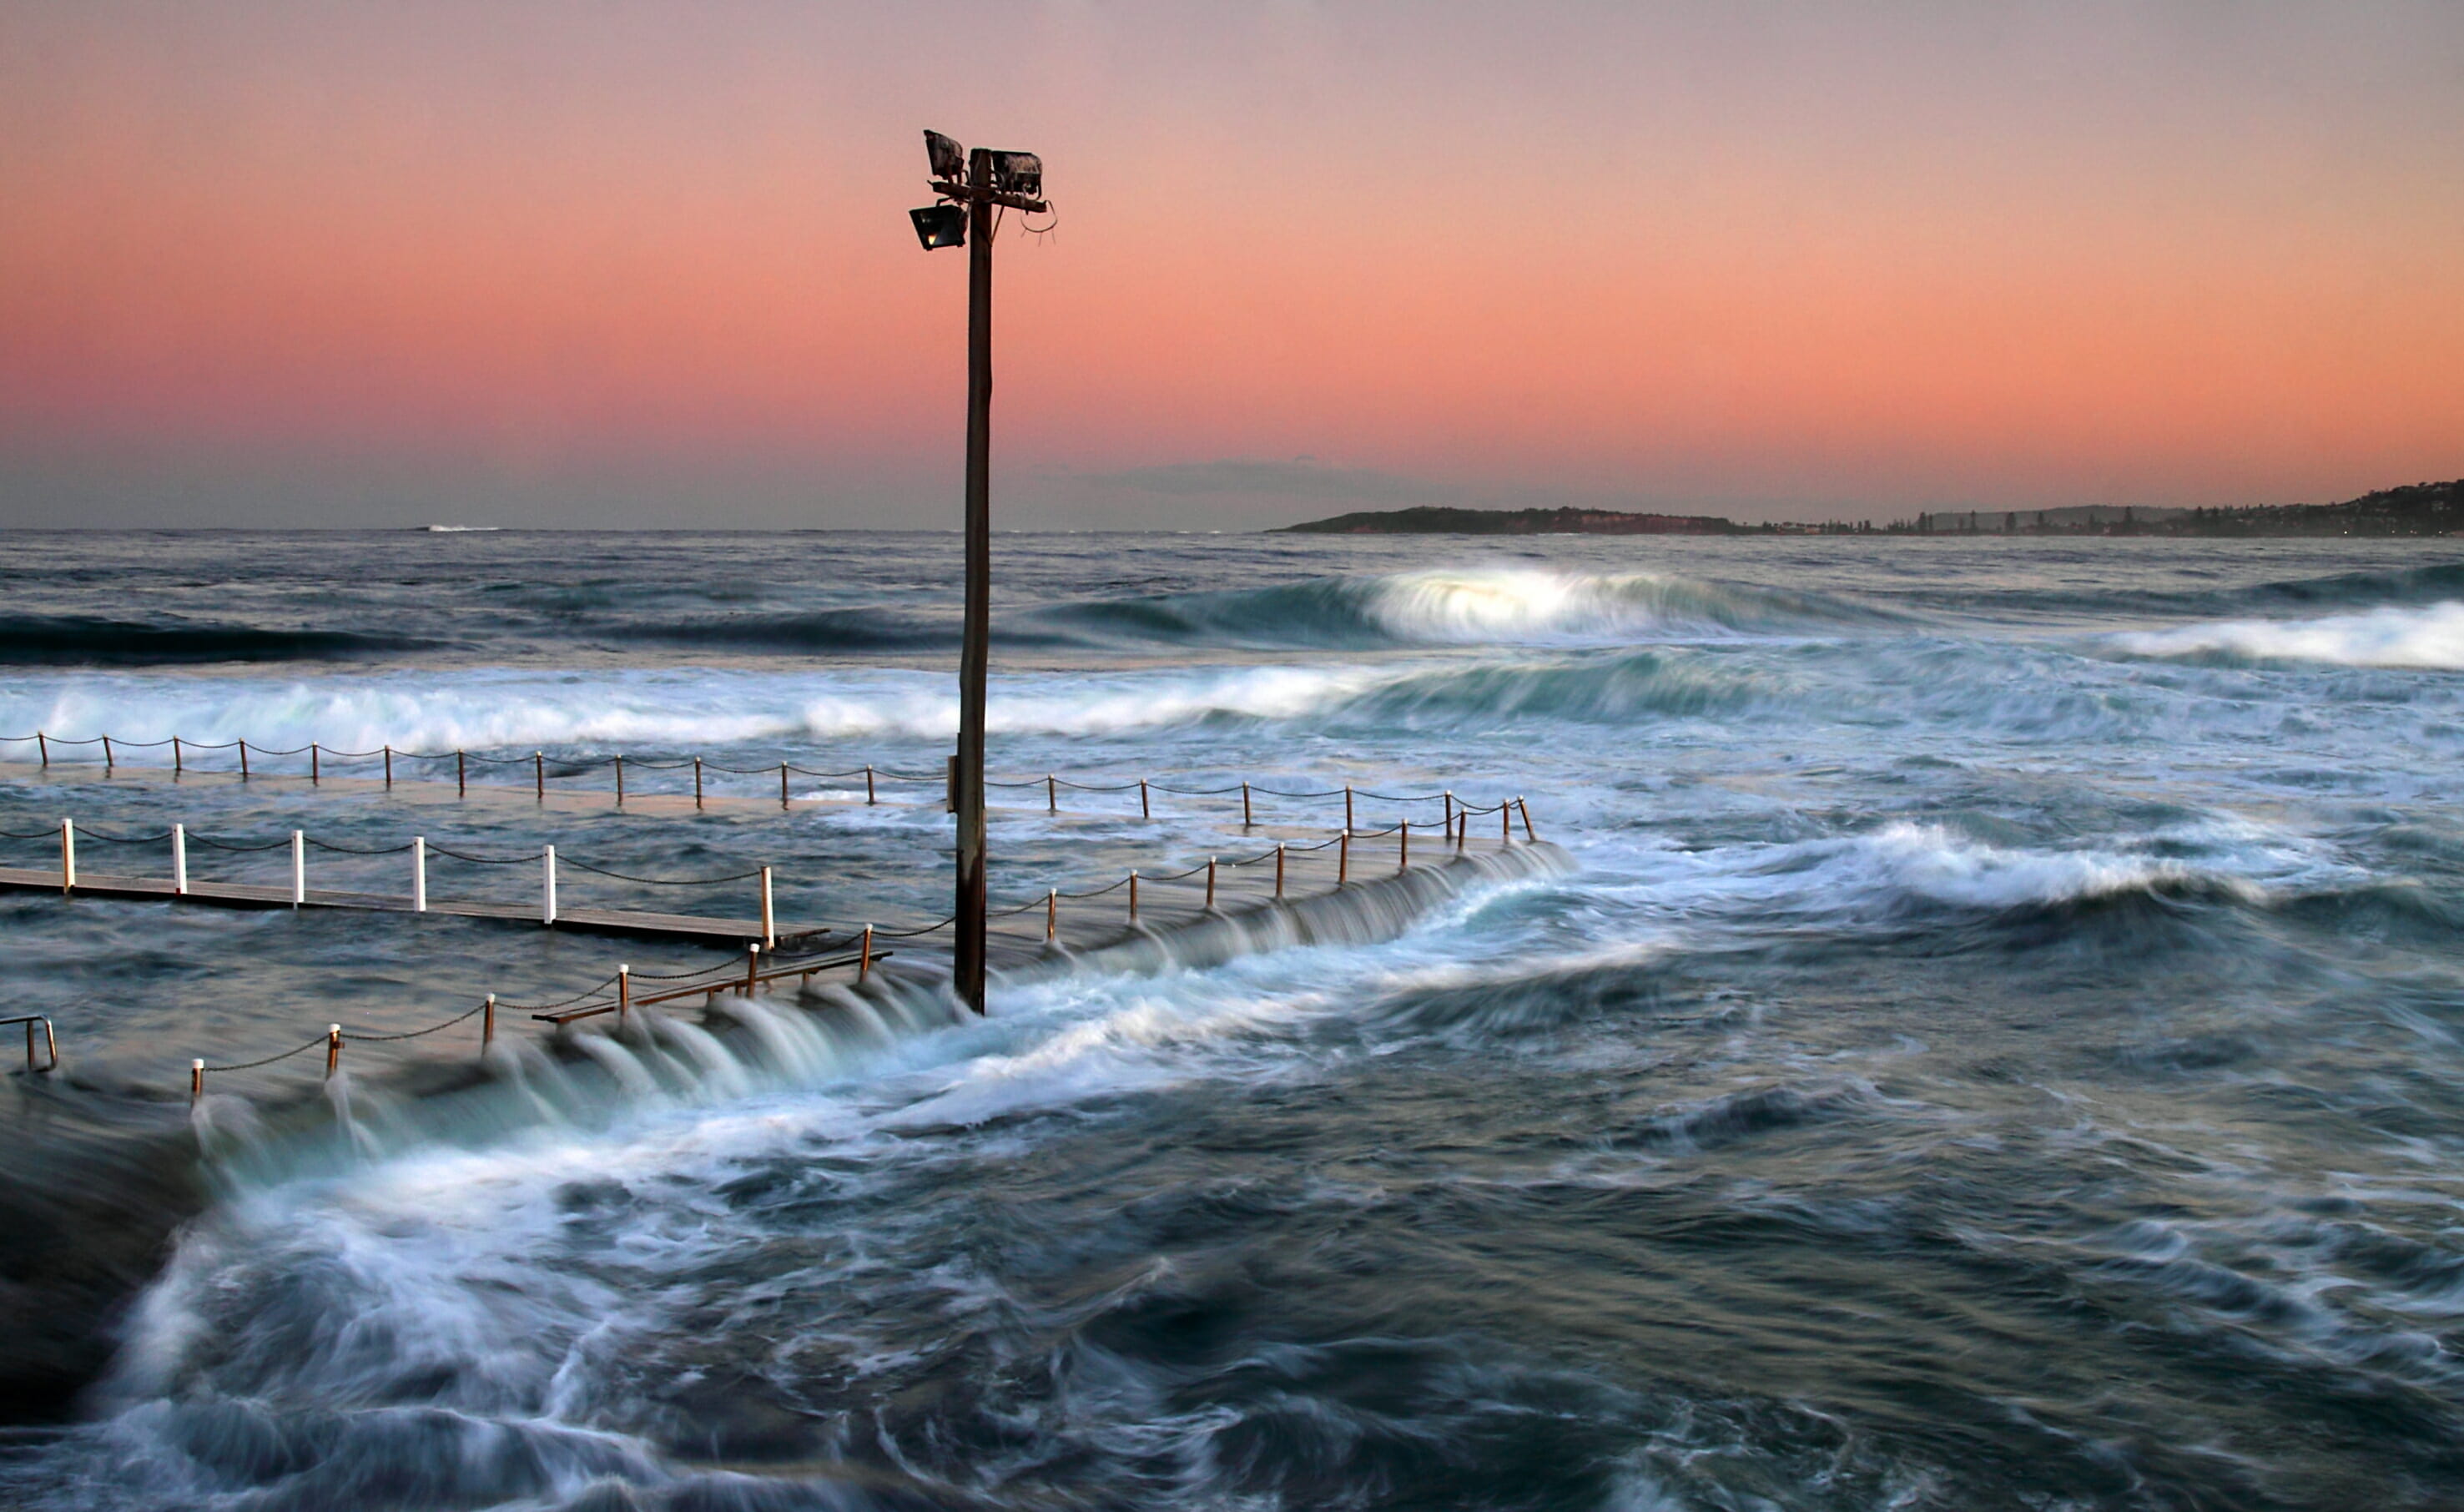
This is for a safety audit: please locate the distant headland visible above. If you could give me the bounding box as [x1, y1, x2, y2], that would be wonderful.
[1276, 480, 2464, 537]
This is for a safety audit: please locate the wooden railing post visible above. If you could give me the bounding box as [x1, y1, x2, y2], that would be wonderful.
[1344, 784, 1354, 834]
[239, 739, 249, 780]
[1398, 819, 1409, 874]
[781, 764, 791, 809]
[1046, 888, 1057, 942]
[534, 751, 544, 801]
[1519, 798, 1536, 842]
[1242, 782, 1252, 826]
[1338, 829, 1349, 886]
[1205, 857, 1217, 910]
[1128, 869, 1139, 923]
[1046, 774, 1056, 813]
[1275, 843, 1286, 899]
[35, 732, 46, 767]
[384, 745, 392, 788]
[859, 925, 874, 984]
[1139, 779, 1150, 819]
[693, 757, 703, 809]
[102, 734, 113, 773]
[172, 735, 182, 774]
[310, 743, 320, 784]
[864, 765, 876, 804]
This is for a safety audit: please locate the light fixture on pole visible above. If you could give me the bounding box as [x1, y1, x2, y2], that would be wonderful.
[910, 129, 1051, 1016]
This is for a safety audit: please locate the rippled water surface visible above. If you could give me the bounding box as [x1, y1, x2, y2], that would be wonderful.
[3, 530, 2463, 1510]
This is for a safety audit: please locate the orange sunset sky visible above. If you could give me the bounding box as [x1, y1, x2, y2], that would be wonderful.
[3, 2, 2460, 529]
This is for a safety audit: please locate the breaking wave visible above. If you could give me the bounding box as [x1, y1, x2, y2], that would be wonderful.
[2111, 601, 2464, 669]
[1042, 567, 1891, 649]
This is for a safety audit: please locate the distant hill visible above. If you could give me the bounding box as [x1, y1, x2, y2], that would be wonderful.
[1275, 506, 1754, 536]
[1274, 481, 2464, 537]
[1915, 481, 2464, 536]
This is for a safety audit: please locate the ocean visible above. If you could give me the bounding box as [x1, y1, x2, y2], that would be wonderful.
[2, 528, 2461, 1510]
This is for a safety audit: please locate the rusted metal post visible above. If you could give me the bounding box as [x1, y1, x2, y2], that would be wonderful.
[1128, 869, 1139, 923]
[1140, 779, 1150, 819]
[1399, 819, 1409, 873]
[482, 993, 496, 1049]
[59, 819, 73, 895]
[173, 823, 187, 895]
[534, 751, 544, 801]
[1275, 843, 1286, 899]
[325, 1025, 341, 1079]
[291, 829, 305, 907]
[1242, 782, 1252, 825]
[859, 925, 874, 984]
[1344, 784, 1354, 834]
[864, 765, 876, 804]
[239, 739, 249, 780]
[617, 965, 631, 1030]
[1205, 857, 1217, 910]
[384, 745, 392, 788]
[614, 753, 625, 805]
[455, 749, 464, 796]
[1455, 805, 1468, 852]
[1503, 802, 1511, 844]
[1444, 792, 1453, 835]
[190, 1059, 204, 1104]
[35, 732, 46, 767]
[102, 734, 113, 772]
[412, 836, 426, 912]
[743, 941, 761, 995]
[1338, 829, 1349, 886]
[781, 763, 791, 809]
[693, 757, 703, 809]
[310, 743, 320, 784]
[1047, 774, 1056, 813]
[173, 735, 182, 774]
[759, 866, 775, 949]
[1046, 888, 1057, 942]
[541, 845, 557, 925]
[1519, 798, 1536, 842]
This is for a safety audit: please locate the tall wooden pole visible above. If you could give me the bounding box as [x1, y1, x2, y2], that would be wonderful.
[953, 146, 995, 1015]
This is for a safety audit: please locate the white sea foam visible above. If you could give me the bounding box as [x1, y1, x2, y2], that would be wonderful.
[1358, 567, 1830, 645]
[0, 663, 1396, 753]
[2112, 601, 2464, 669]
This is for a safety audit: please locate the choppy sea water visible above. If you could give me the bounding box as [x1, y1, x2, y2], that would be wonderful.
[3, 529, 2463, 1511]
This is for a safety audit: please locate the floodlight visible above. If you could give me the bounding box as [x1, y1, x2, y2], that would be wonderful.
[924, 130, 966, 181]
[987, 150, 1042, 198]
[910, 204, 966, 250]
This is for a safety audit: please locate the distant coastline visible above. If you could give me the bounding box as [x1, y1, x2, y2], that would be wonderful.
[1277, 480, 2464, 537]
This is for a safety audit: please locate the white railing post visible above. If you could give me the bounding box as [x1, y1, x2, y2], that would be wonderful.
[290, 830, 305, 908]
[59, 819, 74, 895]
[759, 865, 775, 949]
[542, 845, 557, 925]
[173, 823, 187, 895]
[412, 836, 426, 912]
